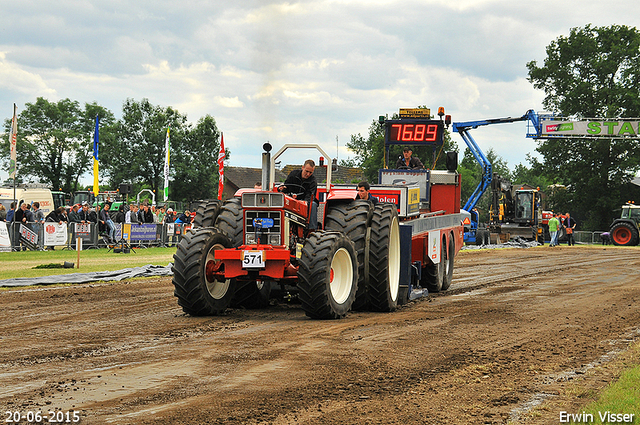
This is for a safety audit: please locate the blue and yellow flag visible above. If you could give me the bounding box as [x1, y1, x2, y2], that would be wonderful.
[93, 115, 99, 196]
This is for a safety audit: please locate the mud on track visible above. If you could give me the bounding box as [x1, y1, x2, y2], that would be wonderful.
[1, 246, 639, 424]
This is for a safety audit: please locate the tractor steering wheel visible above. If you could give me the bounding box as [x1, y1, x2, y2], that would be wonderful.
[277, 183, 306, 198]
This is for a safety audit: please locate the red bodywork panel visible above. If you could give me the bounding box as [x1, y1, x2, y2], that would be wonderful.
[430, 181, 461, 214]
[214, 246, 293, 279]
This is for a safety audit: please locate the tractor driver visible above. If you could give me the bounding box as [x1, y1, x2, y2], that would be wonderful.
[396, 146, 425, 169]
[279, 159, 318, 230]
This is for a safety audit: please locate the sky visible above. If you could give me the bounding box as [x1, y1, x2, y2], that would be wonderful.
[1, 0, 639, 185]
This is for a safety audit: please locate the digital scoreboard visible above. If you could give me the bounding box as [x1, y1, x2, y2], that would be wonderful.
[384, 118, 445, 146]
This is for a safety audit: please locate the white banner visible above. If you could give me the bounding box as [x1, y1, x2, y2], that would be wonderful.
[0, 223, 10, 252]
[543, 120, 640, 137]
[43, 222, 68, 246]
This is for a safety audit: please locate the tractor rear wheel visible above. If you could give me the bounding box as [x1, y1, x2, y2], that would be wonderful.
[422, 236, 445, 292]
[172, 228, 236, 316]
[215, 198, 243, 244]
[193, 200, 222, 228]
[298, 232, 358, 319]
[324, 201, 371, 310]
[441, 233, 455, 291]
[367, 203, 401, 312]
[611, 222, 640, 246]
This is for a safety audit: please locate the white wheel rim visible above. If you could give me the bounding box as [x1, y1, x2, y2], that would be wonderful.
[388, 216, 401, 301]
[330, 247, 353, 305]
[205, 242, 231, 300]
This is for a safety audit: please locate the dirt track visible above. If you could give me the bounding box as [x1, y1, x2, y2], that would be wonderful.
[1, 246, 639, 424]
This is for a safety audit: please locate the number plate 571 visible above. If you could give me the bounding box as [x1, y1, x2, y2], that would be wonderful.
[242, 250, 265, 268]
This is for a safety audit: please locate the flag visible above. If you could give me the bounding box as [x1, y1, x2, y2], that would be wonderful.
[217, 133, 225, 200]
[9, 104, 17, 179]
[163, 127, 170, 202]
[93, 115, 99, 196]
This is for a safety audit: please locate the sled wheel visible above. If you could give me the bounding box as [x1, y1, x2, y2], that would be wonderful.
[298, 232, 358, 319]
[172, 228, 236, 316]
[441, 233, 455, 291]
[367, 203, 401, 312]
[422, 236, 445, 293]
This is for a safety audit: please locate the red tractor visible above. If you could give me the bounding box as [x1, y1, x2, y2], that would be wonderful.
[173, 131, 464, 319]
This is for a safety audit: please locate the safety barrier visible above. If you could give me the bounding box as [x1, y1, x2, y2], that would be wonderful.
[0, 222, 193, 251]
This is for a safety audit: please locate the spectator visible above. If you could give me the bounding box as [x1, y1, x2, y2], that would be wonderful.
[0, 204, 6, 221]
[157, 206, 166, 224]
[127, 204, 140, 224]
[13, 202, 28, 251]
[113, 205, 126, 224]
[68, 204, 82, 223]
[46, 206, 65, 224]
[25, 204, 35, 223]
[164, 208, 175, 223]
[139, 204, 154, 223]
[88, 206, 98, 224]
[548, 212, 560, 247]
[356, 181, 378, 205]
[6, 202, 16, 223]
[563, 212, 577, 246]
[395, 147, 425, 169]
[175, 210, 192, 224]
[99, 203, 116, 242]
[32, 202, 45, 224]
[31, 202, 45, 249]
[254, 181, 262, 189]
[78, 202, 92, 224]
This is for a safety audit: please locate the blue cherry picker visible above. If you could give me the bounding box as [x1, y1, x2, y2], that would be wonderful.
[452, 110, 542, 244]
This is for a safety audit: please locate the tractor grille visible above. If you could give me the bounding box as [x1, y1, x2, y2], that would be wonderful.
[245, 210, 282, 245]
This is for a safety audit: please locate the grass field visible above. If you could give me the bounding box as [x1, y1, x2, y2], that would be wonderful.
[0, 247, 177, 280]
[567, 342, 640, 424]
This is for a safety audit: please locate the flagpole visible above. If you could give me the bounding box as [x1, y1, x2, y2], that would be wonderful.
[10, 103, 18, 210]
[217, 133, 225, 200]
[93, 115, 100, 197]
[164, 127, 170, 202]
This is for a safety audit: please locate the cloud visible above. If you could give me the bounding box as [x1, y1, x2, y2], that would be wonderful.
[0, 0, 639, 188]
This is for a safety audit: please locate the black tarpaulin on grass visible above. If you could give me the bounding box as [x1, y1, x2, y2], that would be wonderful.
[0, 264, 174, 287]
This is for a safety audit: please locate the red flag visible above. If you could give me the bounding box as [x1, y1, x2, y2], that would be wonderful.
[217, 133, 225, 200]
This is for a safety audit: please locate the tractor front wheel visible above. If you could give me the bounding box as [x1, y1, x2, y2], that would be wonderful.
[172, 228, 236, 316]
[298, 232, 358, 319]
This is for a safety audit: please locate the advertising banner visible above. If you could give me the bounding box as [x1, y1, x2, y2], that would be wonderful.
[131, 224, 161, 241]
[44, 223, 68, 246]
[74, 223, 93, 244]
[0, 223, 11, 252]
[543, 120, 640, 137]
[19, 224, 38, 250]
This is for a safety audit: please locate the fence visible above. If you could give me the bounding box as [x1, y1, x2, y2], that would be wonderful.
[0, 221, 192, 252]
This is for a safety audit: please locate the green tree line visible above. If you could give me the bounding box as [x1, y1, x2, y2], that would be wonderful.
[344, 24, 640, 231]
[1, 98, 225, 204]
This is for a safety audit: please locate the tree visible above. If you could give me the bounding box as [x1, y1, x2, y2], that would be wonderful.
[101, 98, 188, 199]
[1, 98, 114, 193]
[527, 24, 640, 230]
[171, 115, 226, 203]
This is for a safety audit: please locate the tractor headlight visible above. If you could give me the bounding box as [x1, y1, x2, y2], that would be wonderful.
[268, 234, 281, 245]
[245, 234, 257, 245]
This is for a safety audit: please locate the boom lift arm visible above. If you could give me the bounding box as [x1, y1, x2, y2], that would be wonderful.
[452, 110, 540, 243]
